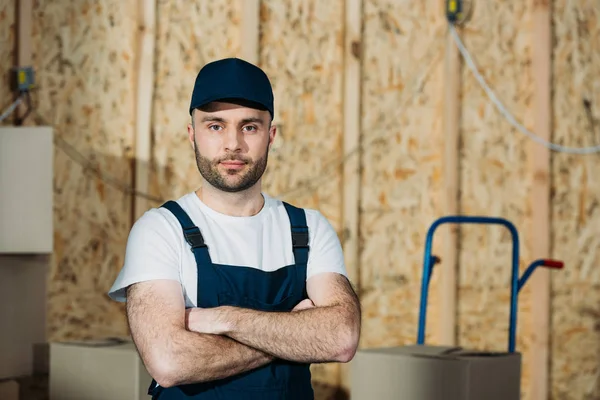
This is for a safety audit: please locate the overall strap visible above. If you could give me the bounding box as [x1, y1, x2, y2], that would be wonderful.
[282, 202, 309, 265]
[160, 200, 212, 276]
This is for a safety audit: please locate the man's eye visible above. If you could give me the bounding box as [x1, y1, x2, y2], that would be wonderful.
[243, 126, 257, 132]
[208, 125, 222, 131]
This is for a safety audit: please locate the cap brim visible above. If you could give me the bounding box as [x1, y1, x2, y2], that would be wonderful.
[190, 95, 270, 116]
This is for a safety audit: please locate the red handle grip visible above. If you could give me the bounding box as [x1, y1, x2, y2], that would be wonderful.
[542, 259, 564, 269]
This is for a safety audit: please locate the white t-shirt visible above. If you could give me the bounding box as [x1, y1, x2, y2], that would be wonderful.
[107, 192, 347, 307]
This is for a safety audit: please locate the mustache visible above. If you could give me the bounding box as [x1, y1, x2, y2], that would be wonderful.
[215, 154, 251, 164]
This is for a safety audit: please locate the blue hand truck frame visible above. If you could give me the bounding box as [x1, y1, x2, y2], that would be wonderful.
[417, 215, 563, 353]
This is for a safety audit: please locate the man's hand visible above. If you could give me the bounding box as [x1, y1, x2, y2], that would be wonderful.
[185, 307, 226, 335]
[186, 298, 316, 335]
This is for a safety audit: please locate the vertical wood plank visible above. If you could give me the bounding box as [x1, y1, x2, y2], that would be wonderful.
[439, 23, 461, 346]
[16, 0, 31, 66]
[340, 0, 362, 392]
[342, 0, 362, 296]
[134, 0, 156, 221]
[241, 0, 260, 64]
[530, 0, 551, 398]
[16, 0, 32, 123]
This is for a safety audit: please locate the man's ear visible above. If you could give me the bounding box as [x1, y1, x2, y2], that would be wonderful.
[268, 122, 277, 147]
[187, 111, 196, 149]
[187, 124, 195, 149]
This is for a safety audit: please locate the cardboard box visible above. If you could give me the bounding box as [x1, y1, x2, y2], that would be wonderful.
[50, 339, 153, 400]
[0, 255, 49, 380]
[0, 126, 53, 253]
[33, 342, 50, 375]
[0, 379, 19, 400]
[350, 345, 521, 400]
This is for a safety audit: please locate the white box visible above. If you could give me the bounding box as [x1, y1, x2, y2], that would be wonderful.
[0, 126, 53, 253]
[50, 340, 153, 400]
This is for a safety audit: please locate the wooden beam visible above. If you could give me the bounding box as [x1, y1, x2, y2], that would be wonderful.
[241, 0, 260, 64]
[530, 0, 552, 398]
[16, 0, 32, 124]
[16, 0, 32, 66]
[340, 0, 362, 392]
[133, 0, 156, 221]
[439, 24, 461, 346]
[342, 0, 362, 302]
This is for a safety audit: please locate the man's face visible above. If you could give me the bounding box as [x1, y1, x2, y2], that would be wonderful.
[188, 101, 276, 193]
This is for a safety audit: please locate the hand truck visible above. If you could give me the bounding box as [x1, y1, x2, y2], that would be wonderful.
[416, 215, 564, 352]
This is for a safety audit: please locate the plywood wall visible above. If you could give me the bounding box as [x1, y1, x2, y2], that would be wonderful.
[261, 0, 344, 227]
[550, 1, 600, 399]
[456, 1, 536, 398]
[358, 0, 446, 352]
[29, 1, 138, 341]
[149, 1, 241, 203]
[2, 0, 599, 399]
[0, 0, 15, 118]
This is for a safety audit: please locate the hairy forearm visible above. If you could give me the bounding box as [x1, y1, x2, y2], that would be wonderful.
[160, 330, 273, 386]
[208, 304, 359, 364]
[125, 282, 274, 389]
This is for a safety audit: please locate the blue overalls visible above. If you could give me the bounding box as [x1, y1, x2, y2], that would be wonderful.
[148, 200, 315, 400]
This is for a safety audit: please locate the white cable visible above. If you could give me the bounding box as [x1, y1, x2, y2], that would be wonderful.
[0, 96, 23, 123]
[449, 24, 600, 155]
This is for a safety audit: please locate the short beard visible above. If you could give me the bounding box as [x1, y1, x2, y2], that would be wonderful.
[193, 137, 269, 193]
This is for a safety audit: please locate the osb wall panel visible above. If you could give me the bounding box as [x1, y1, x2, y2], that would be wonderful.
[261, 0, 344, 229]
[0, 0, 15, 121]
[457, 1, 535, 397]
[359, 0, 446, 352]
[150, 1, 241, 204]
[258, 0, 345, 392]
[31, 1, 138, 341]
[550, 1, 600, 398]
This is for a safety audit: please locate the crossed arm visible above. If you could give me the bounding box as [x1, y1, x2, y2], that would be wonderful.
[186, 272, 361, 364]
[126, 272, 361, 388]
[126, 280, 274, 388]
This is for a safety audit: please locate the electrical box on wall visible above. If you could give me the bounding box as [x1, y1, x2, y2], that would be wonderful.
[0, 126, 53, 253]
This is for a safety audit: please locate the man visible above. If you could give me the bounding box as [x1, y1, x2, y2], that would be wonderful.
[108, 57, 361, 399]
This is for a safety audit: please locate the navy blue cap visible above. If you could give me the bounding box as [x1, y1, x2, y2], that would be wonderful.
[189, 58, 274, 118]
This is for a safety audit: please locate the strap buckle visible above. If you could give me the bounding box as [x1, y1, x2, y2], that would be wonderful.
[292, 230, 309, 248]
[184, 230, 206, 249]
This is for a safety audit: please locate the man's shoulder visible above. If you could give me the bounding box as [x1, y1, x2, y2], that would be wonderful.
[132, 192, 198, 235]
[164, 192, 199, 216]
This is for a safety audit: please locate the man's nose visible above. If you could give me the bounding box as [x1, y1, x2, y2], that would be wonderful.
[223, 128, 242, 152]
